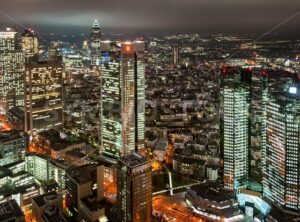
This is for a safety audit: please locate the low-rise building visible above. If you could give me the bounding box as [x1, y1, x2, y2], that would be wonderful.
[32, 191, 67, 222]
[65, 164, 104, 220]
[153, 137, 168, 161]
[0, 199, 25, 222]
[185, 183, 240, 220]
[0, 130, 28, 166]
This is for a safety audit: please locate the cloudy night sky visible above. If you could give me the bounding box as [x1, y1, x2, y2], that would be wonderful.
[0, 0, 299, 36]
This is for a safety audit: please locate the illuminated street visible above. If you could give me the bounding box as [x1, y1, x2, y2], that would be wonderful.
[0, 115, 12, 131]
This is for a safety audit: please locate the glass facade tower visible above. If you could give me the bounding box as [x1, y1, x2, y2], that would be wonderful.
[264, 92, 300, 211]
[221, 68, 251, 190]
[100, 41, 145, 158]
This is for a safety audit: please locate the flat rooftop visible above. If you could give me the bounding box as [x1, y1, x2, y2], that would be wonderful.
[0, 130, 26, 143]
[119, 153, 149, 168]
[0, 199, 24, 221]
[32, 191, 60, 208]
[66, 164, 99, 185]
[189, 183, 234, 202]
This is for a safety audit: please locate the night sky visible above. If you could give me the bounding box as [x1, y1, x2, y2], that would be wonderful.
[0, 0, 299, 35]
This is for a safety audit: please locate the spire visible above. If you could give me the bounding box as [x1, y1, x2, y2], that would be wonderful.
[93, 19, 99, 28]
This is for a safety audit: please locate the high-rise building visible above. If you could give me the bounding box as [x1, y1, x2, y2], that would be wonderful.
[249, 71, 268, 183]
[264, 90, 300, 212]
[221, 67, 251, 190]
[21, 28, 39, 60]
[172, 43, 179, 64]
[100, 41, 145, 158]
[117, 153, 152, 222]
[90, 19, 101, 67]
[0, 27, 25, 109]
[24, 60, 63, 138]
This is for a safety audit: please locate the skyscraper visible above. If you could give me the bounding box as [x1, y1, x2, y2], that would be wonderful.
[0, 27, 24, 109]
[221, 67, 251, 190]
[24, 60, 63, 138]
[172, 43, 179, 64]
[117, 153, 152, 222]
[249, 71, 268, 183]
[264, 89, 300, 212]
[21, 28, 39, 61]
[100, 41, 145, 158]
[90, 19, 101, 67]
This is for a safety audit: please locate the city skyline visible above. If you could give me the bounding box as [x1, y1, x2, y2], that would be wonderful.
[0, 4, 300, 222]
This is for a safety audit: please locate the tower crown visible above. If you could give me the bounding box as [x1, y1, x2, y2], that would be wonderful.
[93, 19, 100, 28]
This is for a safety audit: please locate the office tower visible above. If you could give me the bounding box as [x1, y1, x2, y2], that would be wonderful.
[117, 153, 152, 222]
[0, 130, 29, 166]
[264, 89, 300, 211]
[0, 27, 25, 109]
[24, 60, 63, 138]
[90, 19, 101, 67]
[172, 43, 179, 64]
[21, 28, 39, 60]
[101, 41, 145, 158]
[249, 71, 268, 183]
[221, 67, 251, 190]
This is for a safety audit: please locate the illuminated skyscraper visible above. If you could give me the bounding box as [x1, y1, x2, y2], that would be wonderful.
[264, 89, 300, 212]
[172, 43, 179, 64]
[100, 41, 145, 158]
[90, 19, 101, 67]
[21, 28, 39, 60]
[221, 67, 251, 190]
[117, 153, 152, 222]
[24, 60, 63, 138]
[0, 27, 24, 109]
[249, 71, 268, 183]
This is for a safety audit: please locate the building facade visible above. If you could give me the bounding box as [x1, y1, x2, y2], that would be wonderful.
[221, 68, 251, 190]
[24, 60, 63, 138]
[117, 153, 152, 222]
[0, 130, 28, 166]
[0, 27, 25, 109]
[21, 28, 39, 60]
[264, 91, 300, 212]
[101, 41, 145, 158]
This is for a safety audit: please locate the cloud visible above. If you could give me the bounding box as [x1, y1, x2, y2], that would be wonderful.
[0, 0, 299, 34]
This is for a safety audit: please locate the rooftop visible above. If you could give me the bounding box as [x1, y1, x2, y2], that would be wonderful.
[0, 130, 27, 143]
[66, 164, 100, 185]
[81, 195, 105, 213]
[0, 199, 24, 221]
[189, 183, 234, 202]
[32, 191, 60, 208]
[118, 153, 149, 168]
